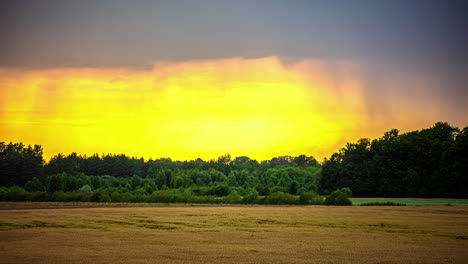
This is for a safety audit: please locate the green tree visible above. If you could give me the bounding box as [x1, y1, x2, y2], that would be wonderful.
[130, 174, 142, 190]
[216, 154, 232, 165]
[46, 174, 64, 193]
[25, 177, 45, 192]
[324, 188, 352, 206]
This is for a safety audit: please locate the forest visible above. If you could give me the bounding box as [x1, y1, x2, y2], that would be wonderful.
[321, 122, 468, 198]
[1, 122, 467, 204]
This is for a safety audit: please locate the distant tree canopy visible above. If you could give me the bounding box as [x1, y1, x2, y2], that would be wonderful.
[320, 122, 468, 198]
[0, 144, 321, 196]
[1, 122, 467, 199]
[0, 142, 44, 186]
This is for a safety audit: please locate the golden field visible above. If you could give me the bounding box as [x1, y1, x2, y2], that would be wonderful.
[1, 202, 467, 263]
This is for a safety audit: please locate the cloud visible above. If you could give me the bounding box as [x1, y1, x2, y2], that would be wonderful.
[0, 57, 464, 161]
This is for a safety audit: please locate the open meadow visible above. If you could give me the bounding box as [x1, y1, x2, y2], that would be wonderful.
[1, 202, 467, 263]
[350, 197, 468, 206]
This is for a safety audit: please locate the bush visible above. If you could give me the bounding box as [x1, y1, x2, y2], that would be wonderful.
[242, 189, 259, 204]
[78, 185, 93, 201]
[76, 191, 91, 202]
[90, 189, 111, 202]
[334, 192, 352, 205]
[51, 191, 67, 202]
[187, 195, 219, 204]
[223, 191, 242, 204]
[131, 188, 148, 202]
[339, 187, 352, 197]
[45, 174, 64, 193]
[255, 183, 269, 196]
[270, 186, 286, 194]
[78, 184, 93, 193]
[147, 190, 174, 203]
[25, 177, 45, 192]
[0, 187, 8, 200]
[206, 184, 231, 197]
[26, 191, 48, 201]
[324, 188, 352, 206]
[263, 192, 298, 205]
[110, 191, 132, 202]
[299, 191, 324, 205]
[2, 186, 28, 201]
[172, 190, 193, 203]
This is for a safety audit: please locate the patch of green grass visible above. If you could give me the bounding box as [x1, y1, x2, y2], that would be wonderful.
[351, 198, 468, 206]
[360, 202, 406, 206]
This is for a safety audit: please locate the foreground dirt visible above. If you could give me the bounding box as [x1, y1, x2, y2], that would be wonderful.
[1, 203, 467, 263]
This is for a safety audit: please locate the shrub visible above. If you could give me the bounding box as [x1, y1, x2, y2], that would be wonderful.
[188, 195, 219, 204]
[51, 191, 67, 202]
[339, 187, 352, 197]
[270, 186, 286, 194]
[223, 191, 242, 204]
[334, 192, 352, 205]
[110, 191, 132, 202]
[147, 190, 174, 203]
[172, 190, 194, 203]
[255, 183, 270, 196]
[264, 192, 298, 205]
[53, 191, 86, 202]
[131, 188, 148, 202]
[206, 184, 231, 197]
[289, 181, 298, 195]
[45, 174, 64, 193]
[324, 188, 352, 206]
[0, 187, 8, 200]
[90, 189, 111, 202]
[100, 193, 112, 202]
[26, 191, 48, 201]
[77, 185, 93, 201]
[242, 188, 259, 204]
[299, 191, 324, 205]
[78, 184, 93, 193]
[25, 177, 45, 192]
[3, 186, 28, 201]
[76, 191, 91, 202]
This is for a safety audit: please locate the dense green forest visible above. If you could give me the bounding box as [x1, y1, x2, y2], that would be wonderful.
[321, 122, 468, 198]
[1, 122, 467, 204]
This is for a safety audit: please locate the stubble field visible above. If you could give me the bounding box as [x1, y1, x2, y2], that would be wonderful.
[1, 202, 467, 263]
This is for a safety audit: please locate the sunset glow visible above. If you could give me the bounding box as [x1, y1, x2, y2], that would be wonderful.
[1, 2, 467, 263]
[0, 56, 463, 161]
[0, 57, 370, 160]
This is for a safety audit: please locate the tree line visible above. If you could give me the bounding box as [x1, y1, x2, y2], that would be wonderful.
[1, 148, 320, 194]
[0, 145, 328, 204]
[320, 122, 468, 198]
[1, 122, 467, 203]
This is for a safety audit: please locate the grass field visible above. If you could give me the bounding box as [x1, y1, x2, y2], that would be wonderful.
[1, 202, 467, 263]
[351, 197, 468, 206]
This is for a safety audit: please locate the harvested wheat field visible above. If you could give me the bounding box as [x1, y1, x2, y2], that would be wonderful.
[1, 203, 467, 264]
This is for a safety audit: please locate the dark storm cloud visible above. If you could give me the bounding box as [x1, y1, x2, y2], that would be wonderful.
[0, 0, 467, 126]
[1, 0, 466, 68]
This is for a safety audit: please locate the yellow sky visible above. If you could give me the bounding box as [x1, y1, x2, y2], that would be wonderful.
[0, 57, 447, 161]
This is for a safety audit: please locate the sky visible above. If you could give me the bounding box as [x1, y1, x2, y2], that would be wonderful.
[0, 0, 467, 161]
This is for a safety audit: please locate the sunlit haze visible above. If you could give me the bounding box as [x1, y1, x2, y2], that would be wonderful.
[2, 56, 464, 161]
[0, 0, 467, 161]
